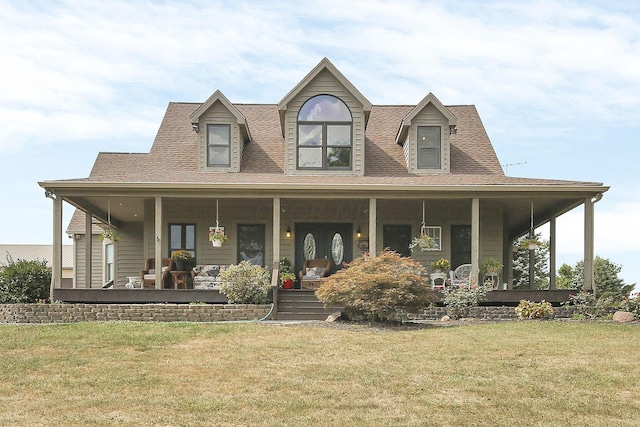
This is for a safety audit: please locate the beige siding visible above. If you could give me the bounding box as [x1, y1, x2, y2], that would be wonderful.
[114, 223, 145, 286]
[284, 69, 366, 176]
[198, 101, 241, 173]
[409, 104, 451, 174]
[73, 235, 103, 288]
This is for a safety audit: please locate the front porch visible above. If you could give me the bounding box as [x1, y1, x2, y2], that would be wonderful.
[50, 194, 600, 297]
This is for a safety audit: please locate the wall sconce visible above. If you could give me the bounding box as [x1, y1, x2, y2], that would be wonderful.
[286, 226, 291, 238]
[356, 226, 362, 238]
[449, 125, 457, 135]
[191, 123, 199, 132]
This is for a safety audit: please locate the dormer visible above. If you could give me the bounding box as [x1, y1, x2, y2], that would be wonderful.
[396, 93, 457, 174]
[277, 58, 372, 176]
[190, 90, 251, 173]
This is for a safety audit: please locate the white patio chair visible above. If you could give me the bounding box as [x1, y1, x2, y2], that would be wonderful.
[449, 264, 473, 288]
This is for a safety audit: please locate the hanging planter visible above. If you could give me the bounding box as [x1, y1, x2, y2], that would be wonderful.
[409, 234, 435, 252]
[519, 237, 542, 251]
[100, 227, 120, 242]
[209, 227, 228, 247]
[209, 200, 229, 247]
[100, 201, 119, 242]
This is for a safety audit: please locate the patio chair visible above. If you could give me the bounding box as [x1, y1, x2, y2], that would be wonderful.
[141, 258, 175, 289]
[449, 264, 473, 289]
[299, 258, 331, 289]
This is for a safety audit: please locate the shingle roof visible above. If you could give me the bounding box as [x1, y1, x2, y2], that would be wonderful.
[73, 101, 598, 187]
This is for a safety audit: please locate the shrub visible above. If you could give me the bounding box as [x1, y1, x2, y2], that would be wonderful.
[0, 256, 51, 303]
[515, 300, 554, 319]
[442, 283, 490, 319]
[562, 291, 619, 319]
[621, 294, 640, 318]
[219, 261, 271, 304]
[316, 251, 436, 322]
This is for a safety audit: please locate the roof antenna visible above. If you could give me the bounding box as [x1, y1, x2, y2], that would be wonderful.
[503, 161, 527, 176]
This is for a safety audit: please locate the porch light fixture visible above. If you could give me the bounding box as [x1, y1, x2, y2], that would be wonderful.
[286, 226, 291, 238]
[356, 227, 362, 238]
[191, 123, 199, 132]
[449, 125, 457, 135]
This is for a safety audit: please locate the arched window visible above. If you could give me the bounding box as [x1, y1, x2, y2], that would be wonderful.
[297, 95, 352, 170]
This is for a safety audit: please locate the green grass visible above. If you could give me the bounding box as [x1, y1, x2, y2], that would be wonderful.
[1, 321, 639, 426]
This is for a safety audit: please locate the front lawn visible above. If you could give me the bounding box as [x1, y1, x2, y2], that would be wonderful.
[1, 321, 638, 426]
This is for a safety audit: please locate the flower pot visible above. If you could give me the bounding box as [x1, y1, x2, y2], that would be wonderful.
[175, 260, 185, 271]
[282, 279, 293, 289]
[212, 240, 222, 247]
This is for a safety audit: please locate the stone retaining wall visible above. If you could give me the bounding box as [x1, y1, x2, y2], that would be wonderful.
[408, 305, 576, 321]
[0, 303, 273, 324]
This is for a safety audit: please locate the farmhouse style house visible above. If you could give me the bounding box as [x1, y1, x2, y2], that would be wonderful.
[40, 58, 606, 305]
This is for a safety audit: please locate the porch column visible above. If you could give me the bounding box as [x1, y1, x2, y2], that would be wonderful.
[368, 198, 377, 257]
[155, 196, 163, 289]
[51, 194, 63, 300]
[549, 215, 557, 290]
[85, 211, 93, 289]
[273, 197, 281, 268]
[471, 198, 480, 282]
[583, 197, 595, 292]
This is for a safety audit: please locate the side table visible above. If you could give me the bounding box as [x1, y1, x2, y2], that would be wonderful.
[171, 271, 189, 289]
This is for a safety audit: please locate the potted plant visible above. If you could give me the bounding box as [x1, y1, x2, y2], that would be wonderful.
[209, 227, 229, 247]
[481, 258, 503, 276]
[171, 250, 193, 271]
[431, 258, 450, 272]
[409, 234, 435, 252]
[100, 227, 120, 242]
[279, 272, 296, 289]
[279, 258, 295, 289]
[519, 237, 542, 250]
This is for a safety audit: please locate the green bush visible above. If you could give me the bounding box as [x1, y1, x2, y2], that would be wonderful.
[621, 295, 640, 318]
[562, 291, 619, 319]
[315, 251, 436, 322]
[0, 256, 51, 303]
[515, 300, 554, 319]
[442, 284, 490, 319]
[219, 261, 271, 304]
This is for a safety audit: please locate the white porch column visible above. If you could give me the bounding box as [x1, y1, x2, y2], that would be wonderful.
[85, 211, 93, 289]
[471, 198, 480, 282]
[273, 197, 281, 268]
[549, 215, 557, 290]
[51, 194, 63, 300]
[584, 197, 595, 292]
[368, 198, 377, 257]
[155, 196, 163, 289]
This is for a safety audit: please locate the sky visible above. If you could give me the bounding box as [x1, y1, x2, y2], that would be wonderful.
[1, 0, 638, 288]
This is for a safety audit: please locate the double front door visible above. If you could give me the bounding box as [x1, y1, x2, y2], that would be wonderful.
[295, 223, 352, 276]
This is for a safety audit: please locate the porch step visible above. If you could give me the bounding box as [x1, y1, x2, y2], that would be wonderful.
[276, 289, 342, 321]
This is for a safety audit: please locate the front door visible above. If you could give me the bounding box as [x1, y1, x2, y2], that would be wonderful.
[295, 223, 352, 276]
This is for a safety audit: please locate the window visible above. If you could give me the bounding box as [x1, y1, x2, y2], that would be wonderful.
[237, 224, 265, 266]
[297, 95, 352, 170]
[105, 242, 114, 283]
[422, 226, 442, 251]
[383, 225, 411, 258]
[169, 224, 196, 259]
[207, 124, 230, 167]
[417, 126, 441, 169]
